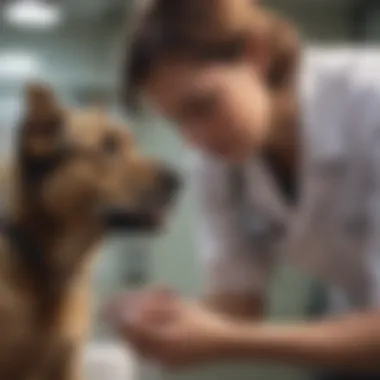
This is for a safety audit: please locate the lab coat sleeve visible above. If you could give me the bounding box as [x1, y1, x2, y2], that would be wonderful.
[192, 154, 274, 296]
[361, 84, 380, 307]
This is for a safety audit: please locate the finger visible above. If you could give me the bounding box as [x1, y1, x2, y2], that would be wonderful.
[106, 287, 181, 357]
[106, 286, 175, 321]
[109, 301, 157, 359]
[105, 289, 145, 321]
[138, 285, 178, 314]
[120, 326, 153, 358]
[150, 284, 177, 298]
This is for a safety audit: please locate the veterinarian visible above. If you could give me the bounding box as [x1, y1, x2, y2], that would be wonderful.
[108, 0, 380, 377]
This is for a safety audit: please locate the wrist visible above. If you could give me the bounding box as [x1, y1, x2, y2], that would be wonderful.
[219, 322, 297, 360]
[218, 322, 330, 363]
[226, 323, 261, 358]
[212, 321, 260, 360]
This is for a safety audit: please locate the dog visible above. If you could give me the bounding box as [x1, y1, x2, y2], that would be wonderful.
[0, 83, 180, 379]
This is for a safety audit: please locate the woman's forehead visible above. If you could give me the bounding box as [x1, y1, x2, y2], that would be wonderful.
[145, 59, 236, 98]
[143, 63, 219, 114]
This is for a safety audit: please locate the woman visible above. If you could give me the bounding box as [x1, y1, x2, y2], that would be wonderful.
[108, 0, 380, 377]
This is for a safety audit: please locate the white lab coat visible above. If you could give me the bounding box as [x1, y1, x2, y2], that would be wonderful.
[195, 48, 380, 314]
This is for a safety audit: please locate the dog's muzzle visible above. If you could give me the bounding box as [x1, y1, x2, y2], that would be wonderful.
[103, 166, 181, 232]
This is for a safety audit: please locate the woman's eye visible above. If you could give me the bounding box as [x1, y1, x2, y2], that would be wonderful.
[101, 134, 119, 155]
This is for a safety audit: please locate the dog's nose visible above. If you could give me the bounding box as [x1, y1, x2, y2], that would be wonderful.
[159, 166, 181, 196]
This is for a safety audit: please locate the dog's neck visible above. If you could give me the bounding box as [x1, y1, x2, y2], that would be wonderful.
[8, 190, 102, 297]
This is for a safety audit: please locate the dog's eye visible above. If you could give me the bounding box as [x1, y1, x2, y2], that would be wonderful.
[101, 134, 119, 155]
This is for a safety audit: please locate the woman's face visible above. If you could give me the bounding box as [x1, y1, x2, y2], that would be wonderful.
[144, 59, 272, 162]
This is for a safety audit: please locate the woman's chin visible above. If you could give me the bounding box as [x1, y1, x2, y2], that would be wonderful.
[206, 141, 256, 163]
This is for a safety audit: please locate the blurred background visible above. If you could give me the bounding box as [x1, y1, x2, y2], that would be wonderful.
[1, 0, 380, 379]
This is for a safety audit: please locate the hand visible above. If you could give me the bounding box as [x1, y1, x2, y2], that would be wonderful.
[106, 287, 234, 368]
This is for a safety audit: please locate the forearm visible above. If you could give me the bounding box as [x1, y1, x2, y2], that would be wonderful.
[204, 292, 265, 321]
[223, 311, 380, 371]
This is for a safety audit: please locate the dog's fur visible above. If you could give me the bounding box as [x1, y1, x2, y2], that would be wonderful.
[0, 83, 178, 379]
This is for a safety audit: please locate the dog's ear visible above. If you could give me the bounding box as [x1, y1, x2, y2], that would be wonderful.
[20, 82, 64, 159]
[25, 82, 59, 122]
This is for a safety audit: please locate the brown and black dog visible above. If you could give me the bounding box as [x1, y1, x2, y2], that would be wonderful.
[0, 83, 179, 379]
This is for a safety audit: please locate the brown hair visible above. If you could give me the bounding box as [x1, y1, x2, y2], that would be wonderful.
[122, 0, 300, 113]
